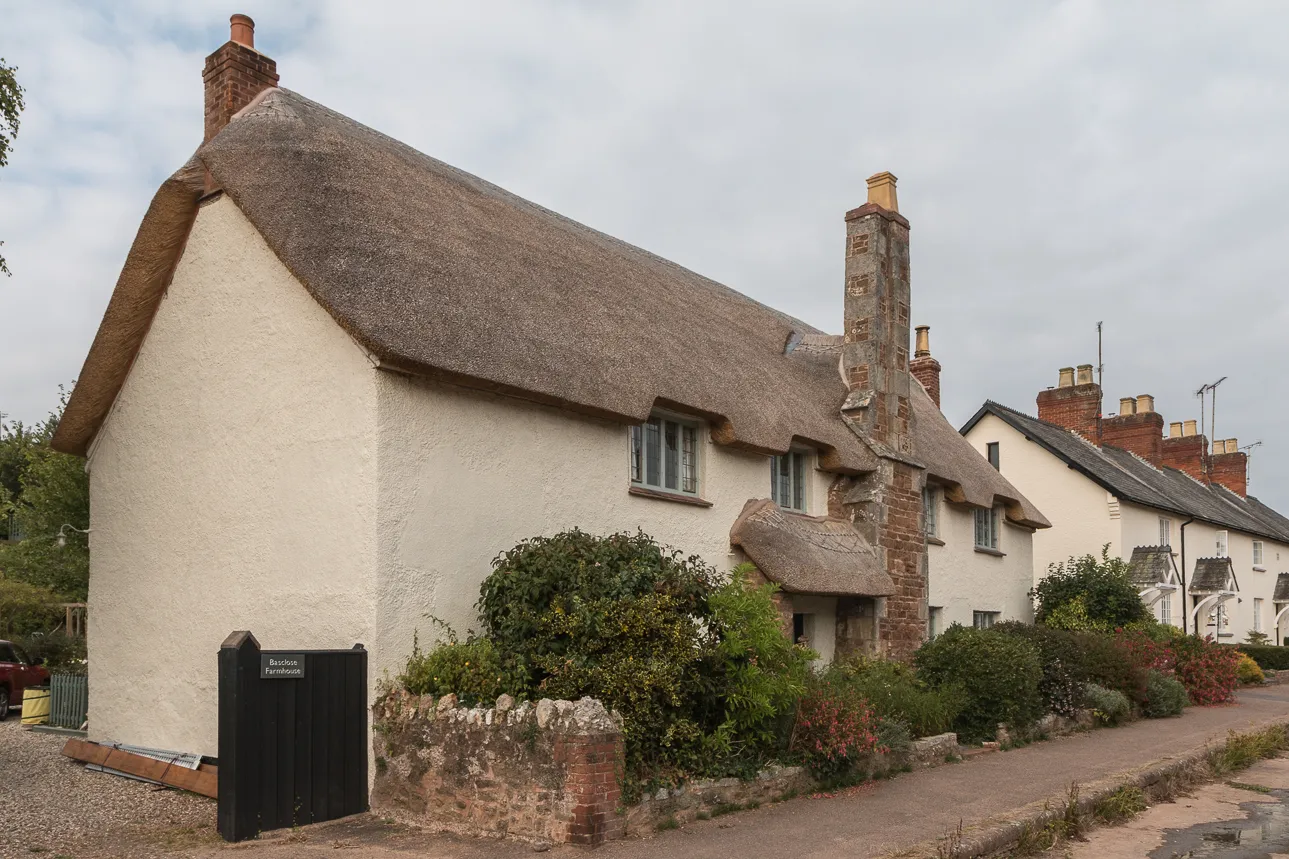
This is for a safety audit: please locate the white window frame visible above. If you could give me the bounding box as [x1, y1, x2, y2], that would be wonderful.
[974, 506, 1000, 551]
[928, 606, 943, 638]
[1253, 541, 1265, 569]
[973, 610, 999, 629]
[1160, 592, 1172, 626]
[630, 414, 701, 497]
[924, 485, 939, 539]
[1216, 530, 1229, 558]
[1255, 598, 1264, 633]
[986, 442, 1000, 470]
[1159, 517, 1171, 549]
[770, 450, 811, 512]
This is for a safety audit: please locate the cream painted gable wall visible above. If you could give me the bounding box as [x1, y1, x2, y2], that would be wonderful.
[964, 413, 1117, 585]
[86, 195, 379, 756]
[371, 372, 837, 685]
[927, 496, 1035, 632]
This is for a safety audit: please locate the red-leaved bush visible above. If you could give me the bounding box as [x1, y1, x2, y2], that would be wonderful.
[791, 677, 879, 777]
[1171, 634, 1240, 705]
[1115, 628, 1177, 675]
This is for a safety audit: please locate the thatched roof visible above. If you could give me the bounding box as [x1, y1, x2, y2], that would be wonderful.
[729, 499, 894, 597]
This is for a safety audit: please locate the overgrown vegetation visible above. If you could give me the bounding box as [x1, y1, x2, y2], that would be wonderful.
[832, 654, 961, 738]
[1032, 547, 1151, 632]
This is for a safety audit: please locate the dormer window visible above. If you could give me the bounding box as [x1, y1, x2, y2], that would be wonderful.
[771, 450, 810, 512]
[631, 415, 699, 496]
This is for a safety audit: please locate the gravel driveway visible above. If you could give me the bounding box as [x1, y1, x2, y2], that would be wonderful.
[0, 719, 217, 859]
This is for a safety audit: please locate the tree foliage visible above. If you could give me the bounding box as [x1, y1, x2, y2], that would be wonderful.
[1032, 546, 1150, 632]
[0, 387, 89, 600]
[0, 58, 25, 276]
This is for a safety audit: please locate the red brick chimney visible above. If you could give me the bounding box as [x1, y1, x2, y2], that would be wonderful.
[909, 325, 942, 409]
[1162, 419, 1210, 483]
[1036, 364, 1102, 443]
[1210, 438, 1248, 497]
[841, 172, 913, 454]
[203, 14, 279, 144]
[1101, 394, 1164, 467]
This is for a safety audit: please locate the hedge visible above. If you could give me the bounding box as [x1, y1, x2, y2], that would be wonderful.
[1237, 643, 1289, 671]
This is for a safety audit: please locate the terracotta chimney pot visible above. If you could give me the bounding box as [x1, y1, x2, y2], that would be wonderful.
[914, 325, 930, 358]
[230, 13, 255, 47]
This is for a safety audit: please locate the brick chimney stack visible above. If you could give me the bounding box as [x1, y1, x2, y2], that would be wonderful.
[203, 14, 279, 144]
[1162, 419, 1210, 483]
[1036, 364, 1102, 443]
[841, 172, 913, 454]
[1102, 394, 1164, 467]
[909, 325, 942, 409]
[1210, 438, 1248, 497]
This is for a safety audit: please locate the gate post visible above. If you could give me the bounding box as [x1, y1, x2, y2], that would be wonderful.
[218, 631, 261, 842]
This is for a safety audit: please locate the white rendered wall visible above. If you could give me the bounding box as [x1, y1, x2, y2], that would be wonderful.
[791, 595, 838, 664]
[372, 371, 839, 686]
[85, 196, 378, 756]
[927, 501, 1035, 630]
[964, 414, 1118, 585]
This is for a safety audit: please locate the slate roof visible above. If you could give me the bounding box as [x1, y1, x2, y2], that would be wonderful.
[1191, 557, 1237, 593]
[962, 401, 1289, 544]
[1274, 573, 1289, 603]
[1127, 546, 1177, 587]
[729, 499, 895, 596]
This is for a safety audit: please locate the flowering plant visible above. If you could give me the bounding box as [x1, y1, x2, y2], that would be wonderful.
[790, 677, 879, 777]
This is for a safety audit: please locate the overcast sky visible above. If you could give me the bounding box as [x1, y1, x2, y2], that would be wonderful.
[1, 1, 1286, 510]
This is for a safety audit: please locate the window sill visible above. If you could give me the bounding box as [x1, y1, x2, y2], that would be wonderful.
[628, 485, 714, 508]
[974, 546, 1005, 557]
[927, 537, 946, 547]
[1254, 565, 1267, 572]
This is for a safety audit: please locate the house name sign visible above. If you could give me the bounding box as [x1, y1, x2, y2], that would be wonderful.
[260, 653, 305, 679]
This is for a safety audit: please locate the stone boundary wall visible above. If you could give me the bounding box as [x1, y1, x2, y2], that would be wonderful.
[371, 690, 624, 845]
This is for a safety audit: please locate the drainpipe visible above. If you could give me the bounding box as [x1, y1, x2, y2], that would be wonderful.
[1179, 516, 1195, 635]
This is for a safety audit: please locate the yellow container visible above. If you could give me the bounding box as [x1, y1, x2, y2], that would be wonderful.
[21, 687, 50, 726]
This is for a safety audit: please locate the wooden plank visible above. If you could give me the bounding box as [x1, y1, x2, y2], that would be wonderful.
[62, 739, 218, 798]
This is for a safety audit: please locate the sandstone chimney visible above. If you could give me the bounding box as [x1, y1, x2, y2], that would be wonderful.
[203, 14, 279, 144]
[842, 172, 912, 453]
[1037, 365, 1102, 443]
[909, 325, 942, 409]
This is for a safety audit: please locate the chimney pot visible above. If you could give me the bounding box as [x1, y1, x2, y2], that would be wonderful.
[1137, 394, 1155, 413]
[1169, 422, 1183, 438]
[865, 172, 899, 213]
[1226, 438, 1239, 454]
[1119, 397, 1136, 416]
[1076, 364, 1094, 386]
[1058, 367, 1076, 388]
[914, 325, 930, 358]
[230, 13, 255, 47]
[1183, 419, 1198, 437]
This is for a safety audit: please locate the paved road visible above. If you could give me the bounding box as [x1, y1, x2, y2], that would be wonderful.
[181, 685, 1289, 859]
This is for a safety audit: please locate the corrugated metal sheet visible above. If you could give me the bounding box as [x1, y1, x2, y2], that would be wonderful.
[50, 675, 88, 730]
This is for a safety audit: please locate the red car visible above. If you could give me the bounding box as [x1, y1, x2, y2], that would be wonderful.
[0, 640, 50, 720]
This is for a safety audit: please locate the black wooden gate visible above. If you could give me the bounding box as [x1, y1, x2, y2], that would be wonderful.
[217, 631, 368, 842]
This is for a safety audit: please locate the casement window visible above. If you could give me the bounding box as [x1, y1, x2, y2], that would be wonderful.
[1255, 598, 1264, 632]
[928, 606, 943, 638]
[973, 610, 999, 629]
[1159, 517, 1171, 548]
[1254, 541, 1265, 568]
[1160, 593, 1172, 626]
[923, 486, 939, 538]
[770, 451, 810, 512]
[1216, 530, 1229, 558]
[630, 415, 699, 496]
[986, 442, 1000, 470]
[974, 506, 1000, 551]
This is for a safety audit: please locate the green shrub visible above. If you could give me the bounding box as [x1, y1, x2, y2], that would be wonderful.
[1237, 644, 1289, 671]
[993, 622, 1083, 718]
[1083, 683, 1131, 726]
[790, 674, 878, 778]
[0, 578, 62, 638]
[704, 565, 814, 763]
[833, 654, 960, 737]
[1236, 653, 1265, 685]
[1141, 669, 1187, 718]
[13, 632, 86, 674]
[913, 625, 1043, 743]
[1032, 547, 1151, 632]
[1071, 630, 1148, 706]
[875, 716, 913, 757]
[399, 628, 520, 706]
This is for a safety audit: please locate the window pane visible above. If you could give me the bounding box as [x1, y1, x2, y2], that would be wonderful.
[645, 418, 661, 487]
[792, 453, 805, 511]
[991, 508, 999, 549]
[770, 458, 779, 504]
[630, 425, 643, 483]
[987, 442, 1000, 470]
[778, 455, 791, 507]
[664, 421, 680, 490]
[681, 425, 697, 493]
